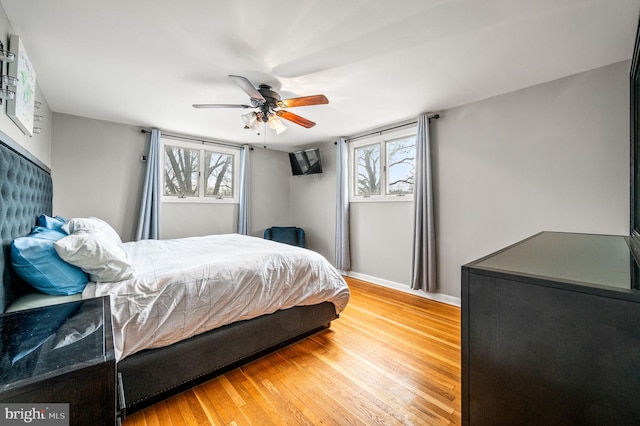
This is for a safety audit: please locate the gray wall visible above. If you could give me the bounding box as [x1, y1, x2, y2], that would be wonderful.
[433, 60, 629, 299]
[249, 147, 292, 237]
[0, 5, 52, 165]
[291, 60, 630, 301]
[51, 113, 292, 242]
[51, 113, 146, 241]
[290, 142, 337, 260]
[349, 201, 414, 284]
[159, 202, 238, 239]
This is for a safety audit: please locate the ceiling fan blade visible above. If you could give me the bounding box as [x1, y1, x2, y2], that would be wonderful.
[228, 75, 266, 103]
[276, 110, 316, 128]
[278, 94, 329, 108]
[192, 103, 252, 109]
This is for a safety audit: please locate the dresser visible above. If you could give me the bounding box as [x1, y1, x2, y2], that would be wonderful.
[462, 232, 640, 425]
[0, 296, 118, 425]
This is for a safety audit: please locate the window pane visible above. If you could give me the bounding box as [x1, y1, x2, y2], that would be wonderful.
[355, 143, 380, 196]
[386, 136, 416, 195]
[164, 145, 199, 197]
[205, 151, 234, 198]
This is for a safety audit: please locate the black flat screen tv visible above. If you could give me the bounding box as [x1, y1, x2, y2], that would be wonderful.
[289, 148, 323, 175]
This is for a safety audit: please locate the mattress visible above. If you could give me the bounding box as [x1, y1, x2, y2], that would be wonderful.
[83, 233, 350, 361]
[6, 292, 82, 313]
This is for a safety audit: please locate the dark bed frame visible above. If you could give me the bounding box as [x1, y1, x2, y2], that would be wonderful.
[0, 138, 338, 415]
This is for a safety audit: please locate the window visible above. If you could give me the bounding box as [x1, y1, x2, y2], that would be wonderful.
[386, 136, 416, 195]
[164, 145, 200, 197]
[354, 143, 381, 196]
[204, 151, 234, 198]
[161, 138, 240, 203]
[350, 127, 416, 201]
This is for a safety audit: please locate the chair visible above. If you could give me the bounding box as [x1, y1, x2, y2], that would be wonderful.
[264, 227, 306, 248]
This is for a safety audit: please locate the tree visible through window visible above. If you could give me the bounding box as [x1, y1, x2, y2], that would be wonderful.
[164, 145, 199, 197]
[355, 144, 380, 196]
[387, 137, 415, 195]
[205, 152, 234, 198]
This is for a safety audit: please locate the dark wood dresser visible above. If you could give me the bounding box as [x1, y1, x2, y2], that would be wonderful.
[462, 231, 640, 425]
[0, 296, 118, 425]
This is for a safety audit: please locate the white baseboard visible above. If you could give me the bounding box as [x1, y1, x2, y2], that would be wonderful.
[341, 271, 461, 307]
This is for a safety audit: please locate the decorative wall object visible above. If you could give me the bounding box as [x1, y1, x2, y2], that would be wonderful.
[0, 40, 16, 103]
[7, 34, 36, 136]
[32, 104, 43, 136]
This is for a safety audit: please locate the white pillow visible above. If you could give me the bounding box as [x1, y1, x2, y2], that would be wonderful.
[61, 217, 122, 243]
[54, 231, 134, 282]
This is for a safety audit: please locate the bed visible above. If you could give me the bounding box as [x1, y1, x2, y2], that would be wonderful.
[0, 138, 350, 415]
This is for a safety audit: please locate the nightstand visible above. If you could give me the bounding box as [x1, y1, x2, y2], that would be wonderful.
[0, 296, 118, 425]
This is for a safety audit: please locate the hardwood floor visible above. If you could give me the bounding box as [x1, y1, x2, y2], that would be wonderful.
[122, 277, 461, 425]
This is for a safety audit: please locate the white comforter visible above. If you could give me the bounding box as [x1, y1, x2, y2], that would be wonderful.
[83, 234, 350, 361]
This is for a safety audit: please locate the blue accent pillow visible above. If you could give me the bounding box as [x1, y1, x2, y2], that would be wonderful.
[10, 227, 89, 295]
[36, 214, 66, 232]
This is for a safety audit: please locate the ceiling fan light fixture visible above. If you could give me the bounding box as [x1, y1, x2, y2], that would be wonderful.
[268, 114, 287, 134]
[241, 111, 257, 126]
[274, 121, 287, 135]
[241, 111, 261, 132]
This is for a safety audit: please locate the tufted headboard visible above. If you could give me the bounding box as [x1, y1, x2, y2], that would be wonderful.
[0, 140, 53, 313]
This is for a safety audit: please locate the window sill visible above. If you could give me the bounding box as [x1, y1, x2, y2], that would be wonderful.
[349, 195, 414, 203]
[162, 197, 238, 204]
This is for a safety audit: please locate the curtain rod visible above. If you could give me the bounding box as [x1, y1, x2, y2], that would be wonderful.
[140, 129, 246, 150]
[347, 113, 440, 143]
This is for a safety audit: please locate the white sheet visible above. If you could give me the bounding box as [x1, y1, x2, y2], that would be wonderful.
[83, 234, 350, 361]
[6, 292, 82, 313]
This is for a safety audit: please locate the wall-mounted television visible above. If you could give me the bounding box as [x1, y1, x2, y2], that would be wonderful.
[289, 148, 323, 175]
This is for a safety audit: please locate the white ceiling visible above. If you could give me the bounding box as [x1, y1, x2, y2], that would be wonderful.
[0, 0, 639, 150]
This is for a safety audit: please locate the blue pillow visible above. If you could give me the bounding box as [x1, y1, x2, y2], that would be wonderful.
[36, 214, 66, 232]
[10, 227, 89, 295]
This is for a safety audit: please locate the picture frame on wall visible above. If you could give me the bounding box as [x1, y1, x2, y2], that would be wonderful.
[7, 34, 36, 136]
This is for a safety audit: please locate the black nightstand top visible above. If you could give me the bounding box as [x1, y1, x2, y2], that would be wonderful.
[0, 296, 114, 390]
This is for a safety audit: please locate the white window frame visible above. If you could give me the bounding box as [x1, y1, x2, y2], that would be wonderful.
[160, 137, 241, 204]
[349, 127, 416, 203]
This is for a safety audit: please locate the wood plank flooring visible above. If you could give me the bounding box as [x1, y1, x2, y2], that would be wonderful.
[122, 277, 461, 425]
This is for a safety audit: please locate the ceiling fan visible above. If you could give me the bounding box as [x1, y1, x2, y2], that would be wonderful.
[193, 75, 329, 134]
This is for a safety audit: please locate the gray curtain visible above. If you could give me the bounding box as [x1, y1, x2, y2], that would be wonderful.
[135, 128, 161, 240]
[335, 137, 351, 271]
[411, 114, 436, 291]
[237, 145, 250, 235]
